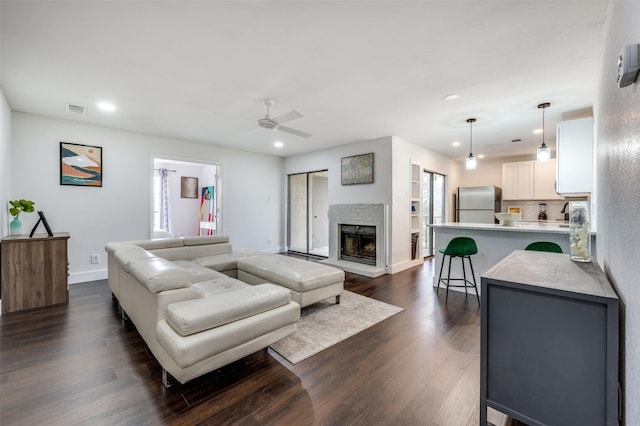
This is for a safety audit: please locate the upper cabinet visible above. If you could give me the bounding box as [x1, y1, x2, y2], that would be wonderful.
[502, 159, 562, 200]
[556, 117, 594, 195]
[502, 161, 534, 200]
[534, 159, 563, 200]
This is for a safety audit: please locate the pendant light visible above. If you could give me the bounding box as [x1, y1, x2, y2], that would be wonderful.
[536, 102, 551, 162]
[465, 118, 477, 170]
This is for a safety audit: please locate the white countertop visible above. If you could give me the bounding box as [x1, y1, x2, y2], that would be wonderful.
[429, 221, 573, 234]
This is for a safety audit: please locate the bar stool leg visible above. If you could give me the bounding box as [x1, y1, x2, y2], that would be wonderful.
[468, 256, 480, 304]
[445, 255, 453, 304]
[461, 256, 468, 298]
[437, 253, 447, 295]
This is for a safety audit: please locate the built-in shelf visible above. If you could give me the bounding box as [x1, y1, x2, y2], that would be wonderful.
[410, 162, 422, 261]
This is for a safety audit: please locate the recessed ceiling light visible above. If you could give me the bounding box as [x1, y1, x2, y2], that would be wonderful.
[533, 128, 543, 134]
[443, 94, 460, 101]
[273, 141, 284, 148]
[452, 141, 461, 147]
[478, 154, 485, 159]
[97, 102, 116, 112]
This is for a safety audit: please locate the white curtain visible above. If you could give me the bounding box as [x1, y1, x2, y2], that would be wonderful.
[159, 168, 170, 232]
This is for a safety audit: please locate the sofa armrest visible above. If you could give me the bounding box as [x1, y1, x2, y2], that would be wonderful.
[128, 257, 192, 292]
[165, 283, 291, 336]
[114, 246, 158, 272]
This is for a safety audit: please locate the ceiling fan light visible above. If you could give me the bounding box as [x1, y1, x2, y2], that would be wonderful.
[466, 154, 477, 170]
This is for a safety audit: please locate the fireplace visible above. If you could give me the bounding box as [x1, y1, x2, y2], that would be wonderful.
[340, 224, 376, 266]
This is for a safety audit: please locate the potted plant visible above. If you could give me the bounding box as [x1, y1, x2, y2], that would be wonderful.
[9, 199, 35, 235]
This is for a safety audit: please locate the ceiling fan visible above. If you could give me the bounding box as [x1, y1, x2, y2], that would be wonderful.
[257, 98, 311, 138]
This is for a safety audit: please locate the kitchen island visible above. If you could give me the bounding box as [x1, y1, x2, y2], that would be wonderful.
[429, 222, 596, 294]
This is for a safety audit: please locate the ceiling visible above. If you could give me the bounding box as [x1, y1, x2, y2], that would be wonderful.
[1, 1, 609, 163]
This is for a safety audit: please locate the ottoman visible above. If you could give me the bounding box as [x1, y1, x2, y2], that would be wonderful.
[237, 254, 344, 307]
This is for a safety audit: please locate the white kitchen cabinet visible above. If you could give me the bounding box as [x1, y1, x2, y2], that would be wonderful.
[502, 161, 534, 200]
[556, 117, 594, 195]
[534, 159, 563, 200]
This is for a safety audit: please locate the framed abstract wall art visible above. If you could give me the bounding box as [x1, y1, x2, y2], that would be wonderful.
[341, 152, 374, 185]
[60, 142, 103, 187]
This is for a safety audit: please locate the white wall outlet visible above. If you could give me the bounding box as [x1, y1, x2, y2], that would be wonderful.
[90, 254, 100, 264]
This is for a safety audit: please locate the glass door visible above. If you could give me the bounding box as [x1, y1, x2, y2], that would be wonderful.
[287, 170, 329, 256]
[422, 171, 445, 257]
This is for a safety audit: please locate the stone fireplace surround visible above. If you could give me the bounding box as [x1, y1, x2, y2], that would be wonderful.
[321, 203, 387, 277]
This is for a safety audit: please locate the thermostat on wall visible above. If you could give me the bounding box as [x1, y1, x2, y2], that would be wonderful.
[617, 43, 640, 88]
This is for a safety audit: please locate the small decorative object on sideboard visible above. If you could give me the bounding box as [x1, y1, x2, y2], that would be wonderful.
[8, 199, 35, 236]
[569, 200, 591, 262]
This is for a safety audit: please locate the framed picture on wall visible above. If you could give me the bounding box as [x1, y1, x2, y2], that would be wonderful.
[181, 176, 198, 198]
[341, 152, 374, 185]
[60, 142, 103, 187]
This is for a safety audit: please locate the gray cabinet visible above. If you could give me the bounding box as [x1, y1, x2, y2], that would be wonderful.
[480, 250, 619, 426]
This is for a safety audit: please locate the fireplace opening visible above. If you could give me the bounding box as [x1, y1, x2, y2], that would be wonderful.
[340, 224, 376, 266]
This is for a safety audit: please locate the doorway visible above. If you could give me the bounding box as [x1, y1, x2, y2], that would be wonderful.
[152, 158, 221, 238]
[422, 170, 446, 257]
[288, 170, 329, 256]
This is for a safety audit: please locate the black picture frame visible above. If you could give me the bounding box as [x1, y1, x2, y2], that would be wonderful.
[30, 211, 54, 237]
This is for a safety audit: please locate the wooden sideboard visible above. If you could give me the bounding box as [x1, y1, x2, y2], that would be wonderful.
[1, 232, 70, 314]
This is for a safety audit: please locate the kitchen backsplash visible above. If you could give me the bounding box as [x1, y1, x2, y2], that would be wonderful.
[501, 200, 570, 221]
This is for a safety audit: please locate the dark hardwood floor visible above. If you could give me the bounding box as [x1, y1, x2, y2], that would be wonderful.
[0, 260, 506, 425]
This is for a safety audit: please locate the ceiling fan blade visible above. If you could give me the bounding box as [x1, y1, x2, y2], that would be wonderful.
[277, 125, 311, 138]
[272, 110, 303, 124]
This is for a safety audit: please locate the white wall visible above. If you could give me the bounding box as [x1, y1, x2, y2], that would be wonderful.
[285, 137, 393, 206]
[11, 112, 285, 283]
[595, 1, 640, 423]
[285, 136, 458, 272]
[391, 136, 460, 270]
[459, 157, 504, 188]
[0, 88, 11, 237]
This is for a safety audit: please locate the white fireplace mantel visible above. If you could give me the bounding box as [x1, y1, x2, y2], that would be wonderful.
[320, 203, 387, 277]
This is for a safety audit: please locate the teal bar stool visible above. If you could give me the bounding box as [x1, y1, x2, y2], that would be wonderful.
[525, 241, 563, 253]
[437, 236, 479, 304]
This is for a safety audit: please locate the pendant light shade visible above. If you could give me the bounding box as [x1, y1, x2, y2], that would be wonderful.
[465, 118, 477, 170]
[536, 102, 551, 162]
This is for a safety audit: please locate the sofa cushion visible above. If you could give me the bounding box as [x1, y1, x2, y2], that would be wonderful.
[136, 238, 184, 250]
[165, 283, 291, 336]
[183, 235, 229, 246]
[193, 249, 260, 271]
[156, 301, 300, 368]
[192, 277, 249, 297]
[128, 257, 192, 292]
[151, 243, 234, 261]
[237, 254, 345, 292]
[172, 260, 226, 283]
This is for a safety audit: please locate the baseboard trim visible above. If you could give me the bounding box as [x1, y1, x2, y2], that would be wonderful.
[69, 269, 108, 285]
[387, 258, 424, 274]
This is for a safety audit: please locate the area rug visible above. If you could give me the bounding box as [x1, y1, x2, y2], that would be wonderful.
[270, 291, 404, 364]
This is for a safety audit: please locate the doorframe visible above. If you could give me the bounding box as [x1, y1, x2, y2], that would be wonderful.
[423, 169, 446, 258]
[286, 169, 329, 256]
[150, 154, 223, 238]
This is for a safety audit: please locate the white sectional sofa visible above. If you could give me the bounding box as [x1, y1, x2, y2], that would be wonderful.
[105, 235, 344, 387]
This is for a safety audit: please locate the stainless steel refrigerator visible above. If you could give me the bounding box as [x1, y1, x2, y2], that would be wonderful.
[456, 186, 502, 223]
